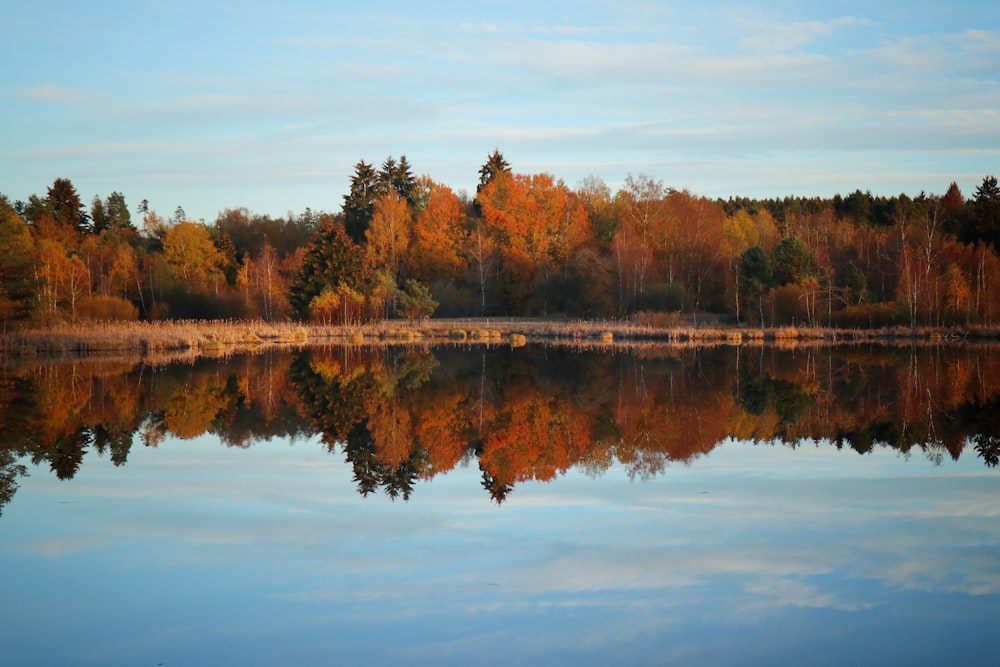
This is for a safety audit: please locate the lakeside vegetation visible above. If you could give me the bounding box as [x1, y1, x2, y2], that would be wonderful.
[3, 151, 1000, 347]
[3, 318, 998, 362]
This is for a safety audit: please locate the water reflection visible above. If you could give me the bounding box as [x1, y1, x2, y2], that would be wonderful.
[2, 344, 1000, 514]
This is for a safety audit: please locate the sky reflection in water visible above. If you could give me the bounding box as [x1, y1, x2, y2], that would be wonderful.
[3, 427, 999, 667]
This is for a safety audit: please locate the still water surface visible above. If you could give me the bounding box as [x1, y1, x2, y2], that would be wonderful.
[1, 344, 999, 666]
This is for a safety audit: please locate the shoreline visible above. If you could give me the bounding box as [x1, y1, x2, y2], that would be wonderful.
[3, 318, 999, 361]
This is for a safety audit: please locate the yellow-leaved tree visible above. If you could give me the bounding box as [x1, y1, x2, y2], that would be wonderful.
[162, 220, 225, 293]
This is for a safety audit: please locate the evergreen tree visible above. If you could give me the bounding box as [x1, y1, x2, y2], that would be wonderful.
[971, 175, 1000, 249]
[940, 182, 968, 239]
[738, 246, 771, 324]
[343, 160, 379, 244]
[289, 216, 368, 318]
[90, 196, 109, 234]
[105, 192, 134, 236]
[46, 177, 88, 232]
[385, 154, 416, 206]
[771, 236, 817, 286]
[477, 149, 511, 193]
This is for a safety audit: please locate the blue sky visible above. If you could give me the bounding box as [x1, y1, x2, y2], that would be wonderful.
[2, 0, 998, 223]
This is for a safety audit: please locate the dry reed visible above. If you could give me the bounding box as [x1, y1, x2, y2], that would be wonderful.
[4, 317, 997, 361]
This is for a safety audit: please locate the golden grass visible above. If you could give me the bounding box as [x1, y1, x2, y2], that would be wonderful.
[4, 317, 999, 361]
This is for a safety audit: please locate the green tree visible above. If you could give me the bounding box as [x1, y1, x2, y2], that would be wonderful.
[771, 236, 817, 286]
[379, 155, 416, 206]
[90, 196, 108, 234]
[289, 217, 368, 319]
[738, 246, 771, 324]
[396, 279, 438, 322]
[971, 175, 1000, 249]
[46, 178, 88, 232]
[104, 192, 134, 237]
[343, 160, 380, 244]
[836, 261, 867, 305]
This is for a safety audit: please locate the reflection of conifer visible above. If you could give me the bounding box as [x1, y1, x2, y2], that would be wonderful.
[289, 353, 370, 447]
[345, 421, 382, 497]
[480, 466, 513, 504]
[974, 436, 1000, 467]
[384, 459, 419, 501]
[0, 450, 28, 518]
[45, 428, 89, 480]
[90, 424, 134, 466]
[736, 366, 814, 427]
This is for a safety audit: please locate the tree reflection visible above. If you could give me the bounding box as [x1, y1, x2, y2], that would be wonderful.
[1, 343, 1000, 513]
[0, 449, 28, 518]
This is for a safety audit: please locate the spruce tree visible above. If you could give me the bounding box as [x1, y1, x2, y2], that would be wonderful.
[289, 216, 367, 319]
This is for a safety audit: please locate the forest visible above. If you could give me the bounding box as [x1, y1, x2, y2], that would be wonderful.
[2, 150, 1000, 330]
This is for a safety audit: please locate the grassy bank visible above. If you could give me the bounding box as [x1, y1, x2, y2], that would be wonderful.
[3, 318, 999, 360]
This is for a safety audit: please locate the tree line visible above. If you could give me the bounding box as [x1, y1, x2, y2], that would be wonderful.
[3, 151, 1000, 329]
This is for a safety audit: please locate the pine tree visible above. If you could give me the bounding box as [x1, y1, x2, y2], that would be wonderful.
[343, 160, 379, 244]
[46, 178, 88, 233]
[972, 175, 1000, 249]
[392, 154, 416, 206]
[289, 217, 368, 319]
[477, 149, 511, 193]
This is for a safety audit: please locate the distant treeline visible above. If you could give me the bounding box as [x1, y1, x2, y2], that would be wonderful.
[2, 150, 999, 328]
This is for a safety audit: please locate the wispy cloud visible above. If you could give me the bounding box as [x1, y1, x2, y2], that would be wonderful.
[739, 16, 872, 53]
[13, 83, 102, 105]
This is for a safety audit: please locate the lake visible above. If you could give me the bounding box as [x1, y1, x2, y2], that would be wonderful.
[2, 343, 999, 666]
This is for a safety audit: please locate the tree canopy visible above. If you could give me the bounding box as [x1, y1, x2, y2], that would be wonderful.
[3, 167, 1000, 329]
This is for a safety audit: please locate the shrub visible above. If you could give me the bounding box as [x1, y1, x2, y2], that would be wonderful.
[632, 310, 682, 328]
[77, 295, 139, 321]
[396, 279, 438, 322]
[634, 283, 684, 313]
[829, 302, 902, 329]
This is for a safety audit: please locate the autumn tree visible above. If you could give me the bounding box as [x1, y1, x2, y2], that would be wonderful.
[476, 172, 591, 313]
[239, 238, 289, 320]
[576, 175, 616, 244]
[365, 191, 412, 283]
[611, 174, 668, 309]
[162, 220, 225, 293]
[0, 195, 36, 328]
[664, 190, 728, 316]
[407, 178, 469, 284]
